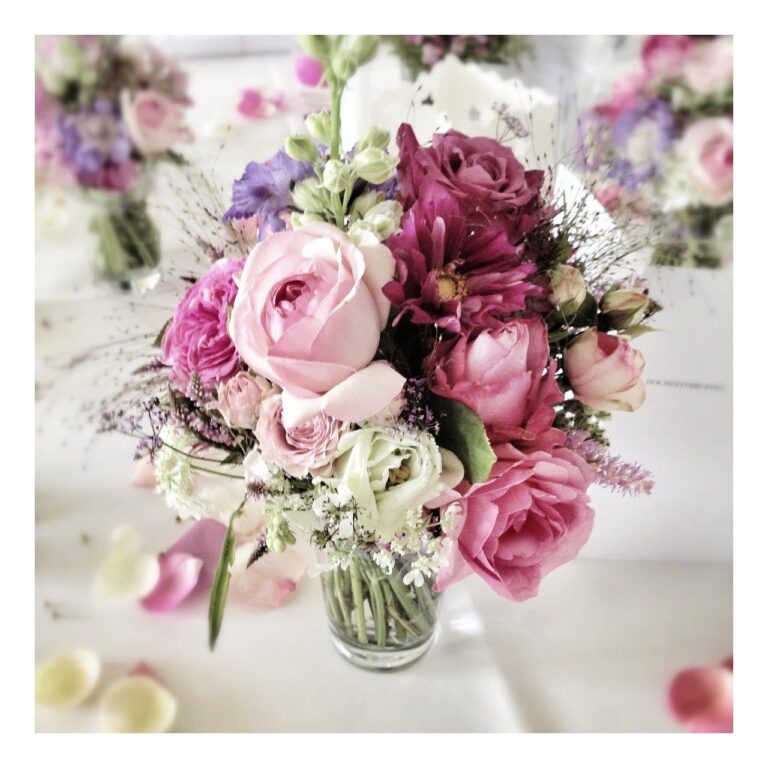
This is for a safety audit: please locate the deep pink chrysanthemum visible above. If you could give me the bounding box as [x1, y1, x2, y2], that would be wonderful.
[383, 181, 544, 333]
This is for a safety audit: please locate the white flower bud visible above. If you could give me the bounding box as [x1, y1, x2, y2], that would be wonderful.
[548, 264, 588, 315]
[350, 191, 385, 220]
[284, 134, 318, 163]
[351, 147, 398, 184]
[600, 289, 653, 330]
[357, 126, 390, 152]
[330, 50, 357, 81]
[322, 159, 354, 193]
[291, 177, 328, 214]
[350, 36, 379, 67]
[305, 111, 332, 145]
[299, 35, 329, 60]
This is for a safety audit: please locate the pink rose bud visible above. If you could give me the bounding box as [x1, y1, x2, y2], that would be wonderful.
[217, 371, 280, 429]
[563, 328, 645, 411]
[599, 288, 653, 330]
[548, 264, 587, 315]
[564, 329, 646, 412]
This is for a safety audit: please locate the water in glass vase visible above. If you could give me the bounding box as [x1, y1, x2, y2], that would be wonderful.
[320, 552, 440, 671]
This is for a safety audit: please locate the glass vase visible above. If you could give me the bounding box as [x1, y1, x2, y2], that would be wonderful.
[320, 553, 440, 671]
[89, 189, 162, 293]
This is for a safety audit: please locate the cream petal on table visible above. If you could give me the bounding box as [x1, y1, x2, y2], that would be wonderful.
[98, 675, 178, 733]
[35, 649, 101, 709]
[93, 526, 160, 603]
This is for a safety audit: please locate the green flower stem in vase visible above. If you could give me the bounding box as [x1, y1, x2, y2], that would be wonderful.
[320, 552, 440, 670]
[89, 190, 162, 292]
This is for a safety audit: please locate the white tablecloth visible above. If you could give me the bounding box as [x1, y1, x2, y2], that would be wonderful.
[35, 48, 732, 733]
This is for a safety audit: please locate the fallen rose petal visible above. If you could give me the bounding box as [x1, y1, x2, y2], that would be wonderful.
[237, 88, 279, 119]
[130, 457, 156, 489]
[165, 518, 228, 594]
[35, 649, 101, 709]
[94, 526, 160, 603]
[140, 552, 204, 612]
[129, 661, 158, 679]
[229, 546, 306, 609]
[99, 676, 177, 733]
[669, 665, 733, 733]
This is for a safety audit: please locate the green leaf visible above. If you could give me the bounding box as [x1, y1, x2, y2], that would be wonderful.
[433, 396, 496, 484]
[622, 325, 658, 339]
[208, 501, 245, 650]
[152, 319, 171, 348]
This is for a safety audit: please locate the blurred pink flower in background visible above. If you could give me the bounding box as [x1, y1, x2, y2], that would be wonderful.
[294, 54, 326, 87]
[668, 657, 733, 733]
[676, 117, 733, 207]
[122, 90, 193, 155]
[237, 88, 286, 120]
[641, 35, 693, 82]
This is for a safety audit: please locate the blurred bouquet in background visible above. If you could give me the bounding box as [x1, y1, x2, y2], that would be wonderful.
[105, 35, 660, 671]
[385, 35, 532, 79]
[578, 35, 733, 268]
[35, 36, 193, 289]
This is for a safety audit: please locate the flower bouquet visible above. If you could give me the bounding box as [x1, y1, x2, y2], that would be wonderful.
[35, 35, 193, 290]
[385, 35, 532, 79]
[112, 35, 659, 670]
[579, 35, 733, 268]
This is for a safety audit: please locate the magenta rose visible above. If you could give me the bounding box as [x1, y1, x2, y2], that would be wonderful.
[230, 222, 404, 425]
[437, 443, 595, 601]
[122, 89, 192, 155]
[564, 329, 646, 412]
[161, 258, 244, 389]
[676, 117, 733, 207]
[256, 394, 342, 478]
[641, 35, 693, 81]
[429, 316, 563, 447]
[396, 124, 547, 241]
[217, 372, 279, 429]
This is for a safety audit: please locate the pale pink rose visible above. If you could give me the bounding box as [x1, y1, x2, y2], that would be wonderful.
[429, 317, 563, 448]
[217, 372, 279, 429]
[564, 329, 646, 412]
[256, 394, 342, 478]
[230, 222, 405, 425]
[668, 659, 733, 733]
[436, 443, 595, 601]
[122, 89, 192, 155]
[683, 37, 733, 96]
[641, 35, 693, 81]
[676, 117, 733, 207]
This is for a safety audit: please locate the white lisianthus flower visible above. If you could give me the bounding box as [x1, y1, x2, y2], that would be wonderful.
[329, 427, 463, 542]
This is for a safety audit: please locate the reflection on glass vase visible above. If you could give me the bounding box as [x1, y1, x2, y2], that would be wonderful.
[89, 188, 162, 293]
[320, 552, 440, 671]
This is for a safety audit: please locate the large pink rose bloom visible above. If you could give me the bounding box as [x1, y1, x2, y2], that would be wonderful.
[230, 222, 404, 425]
[564, 329, 645, 412]
[437, 443, 595, 601]
[122, 89, 193, 155]
[256, 394, 342, 478]
[676, 117, 733, 207]
[641, 35, 693, 82]
[429, 317, 563, 447]
[162, 258, 243, 388]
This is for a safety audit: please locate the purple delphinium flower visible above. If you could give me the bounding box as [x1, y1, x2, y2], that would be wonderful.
[223, 149, 313, 240]
[56, 99, 136, 191]
[564, 430, 654, 496]
[609, 98, 676, 190]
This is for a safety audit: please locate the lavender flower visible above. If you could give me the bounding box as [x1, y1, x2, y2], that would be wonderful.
[565, 430, 654, 496]
[223, 149, 313, 239]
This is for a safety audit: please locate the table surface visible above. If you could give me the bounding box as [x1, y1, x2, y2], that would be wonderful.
[35, 49, 732, 733]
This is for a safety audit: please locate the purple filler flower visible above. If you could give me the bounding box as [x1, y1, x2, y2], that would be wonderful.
[223, 149, 313, 239]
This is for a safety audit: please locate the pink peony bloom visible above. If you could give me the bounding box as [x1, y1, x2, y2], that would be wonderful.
[255, 394, 343, 478]
[564, 329, 646, 412]
[668, 659, 733, 733]
[294, 54, 326, 87]
[676, 117, 733, 207]
[217, 371, 279, 429]
[437, 443, 595, 601]
[683, 37, 733, 96]
[396, 124, 548, 242]
[230, 222, 404, 424]
[122, 89, 193, 155]
[162, 258, 244, 389]
[641, 35, 693, 82]
[429, 317, 563, 447]
[383, 181, 544, 333]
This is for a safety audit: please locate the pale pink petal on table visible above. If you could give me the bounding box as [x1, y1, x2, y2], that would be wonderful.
[165, 518, 227, 594]
[140, 552, 204, 612]
[130, 457, 156, 488]
[229, 547, 307, 609]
